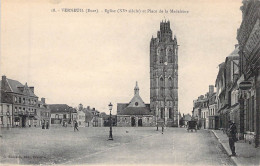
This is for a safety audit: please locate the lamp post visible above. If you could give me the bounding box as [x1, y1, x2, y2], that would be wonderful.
[177, 110, 179, 127]
[156, 114, 159, 131]
[108, 102, 113, 140]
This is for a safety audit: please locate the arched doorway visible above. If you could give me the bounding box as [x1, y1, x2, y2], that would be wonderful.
[131, 117, 136, 127]
[138, 119, 142, 127]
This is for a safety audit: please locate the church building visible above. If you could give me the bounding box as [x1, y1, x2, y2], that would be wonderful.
[117, 82, 154, 127]
[150, 20, 179, 127]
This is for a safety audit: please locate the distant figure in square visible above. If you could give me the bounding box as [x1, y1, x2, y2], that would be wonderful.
[228, 120, 237, 156]
[46, 121, 49, 129]
[42, 120, 45, 129]
[74, 120, 79, 132]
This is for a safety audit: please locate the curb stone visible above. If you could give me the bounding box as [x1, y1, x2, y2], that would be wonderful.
[210, 130, 238, 166]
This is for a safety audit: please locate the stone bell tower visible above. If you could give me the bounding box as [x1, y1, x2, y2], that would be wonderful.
[150, 20, 178, 127]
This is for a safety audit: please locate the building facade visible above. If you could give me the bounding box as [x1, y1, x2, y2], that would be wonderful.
[117, 82, 154, 127]
[77, 104, 86, 127]
[200, 95, 209, 129]
[192, 85, 215, 129]
[0, 76, 42, 127]
[0, 103, 12, 127]
[150, 21, 178, 127]
[208, 92, 218, 130]
[49, 104, 74, 126]
[237, 0, 260, 147]
[215, 62, 229, 130]
[37, 98, 51, 127]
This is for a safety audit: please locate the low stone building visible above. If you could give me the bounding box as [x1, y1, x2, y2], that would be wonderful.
[49, 104, 74, 126]
[117, 82, 154, 127]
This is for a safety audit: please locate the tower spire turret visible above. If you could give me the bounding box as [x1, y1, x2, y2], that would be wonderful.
[134, 81, 139, 95]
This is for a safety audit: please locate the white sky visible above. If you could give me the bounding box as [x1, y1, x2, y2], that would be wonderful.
[1, 0, 242, 115]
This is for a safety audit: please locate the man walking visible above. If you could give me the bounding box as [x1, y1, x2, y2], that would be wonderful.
[74, 120, 79, 132]
[228, 120, 237, 156]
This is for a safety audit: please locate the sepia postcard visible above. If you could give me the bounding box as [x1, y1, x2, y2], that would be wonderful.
[1, 0, 260, 165]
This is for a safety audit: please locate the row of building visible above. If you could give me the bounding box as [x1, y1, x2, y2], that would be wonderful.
[0, 75, 113, 128]
[0, 75, 51, 128]
[192, 0, 260, 148]
[49, 103, 116, 127]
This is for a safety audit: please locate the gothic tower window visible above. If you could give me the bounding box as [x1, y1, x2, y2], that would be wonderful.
[168, 56, 173, 63]
[159, 77, 164, 97]
[161, 107, 164, 118]
[160, 56, 163, 64]
[167, 47, 173, 63]
[169, 77, 173, 89]
[169, 108, 172, 118]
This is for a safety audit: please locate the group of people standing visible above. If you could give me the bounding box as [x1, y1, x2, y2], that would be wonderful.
[40, 120, 79, 132]
[41, 120, 49, 129]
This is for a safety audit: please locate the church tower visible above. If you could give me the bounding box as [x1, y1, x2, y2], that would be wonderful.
[150, 20, 178, 127]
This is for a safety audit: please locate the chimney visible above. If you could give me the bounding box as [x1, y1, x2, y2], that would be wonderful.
[29, 87, 34, 93]
[41, 97, 46, 104]
[209, 85, 214, 96]
[1, 75, 7, 90]
[2, 75, 6, 81]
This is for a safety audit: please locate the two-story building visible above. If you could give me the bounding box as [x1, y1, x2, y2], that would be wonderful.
[37, 98, 51, 127]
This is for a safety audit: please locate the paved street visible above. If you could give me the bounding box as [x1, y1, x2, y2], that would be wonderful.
[0, 127, 235, 165]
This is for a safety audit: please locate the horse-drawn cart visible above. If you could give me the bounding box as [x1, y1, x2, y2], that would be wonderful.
[187, 120, 197, 132]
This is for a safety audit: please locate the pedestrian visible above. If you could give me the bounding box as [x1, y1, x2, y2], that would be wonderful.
[228, 120, 237, 156]
[46, 121, 49, 129]
[74, 120, 79, 132]
[42, 120, 45, 129]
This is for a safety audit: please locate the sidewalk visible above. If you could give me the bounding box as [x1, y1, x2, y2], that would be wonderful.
[211, 130, 260, 166]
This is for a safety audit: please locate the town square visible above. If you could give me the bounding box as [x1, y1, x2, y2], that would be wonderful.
[1, 0, 260, 165]
[1, 127, 235, 165]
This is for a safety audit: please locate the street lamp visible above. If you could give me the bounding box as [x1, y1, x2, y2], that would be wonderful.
[156, 114, 159, 131]
[108, 102, 113, 140]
